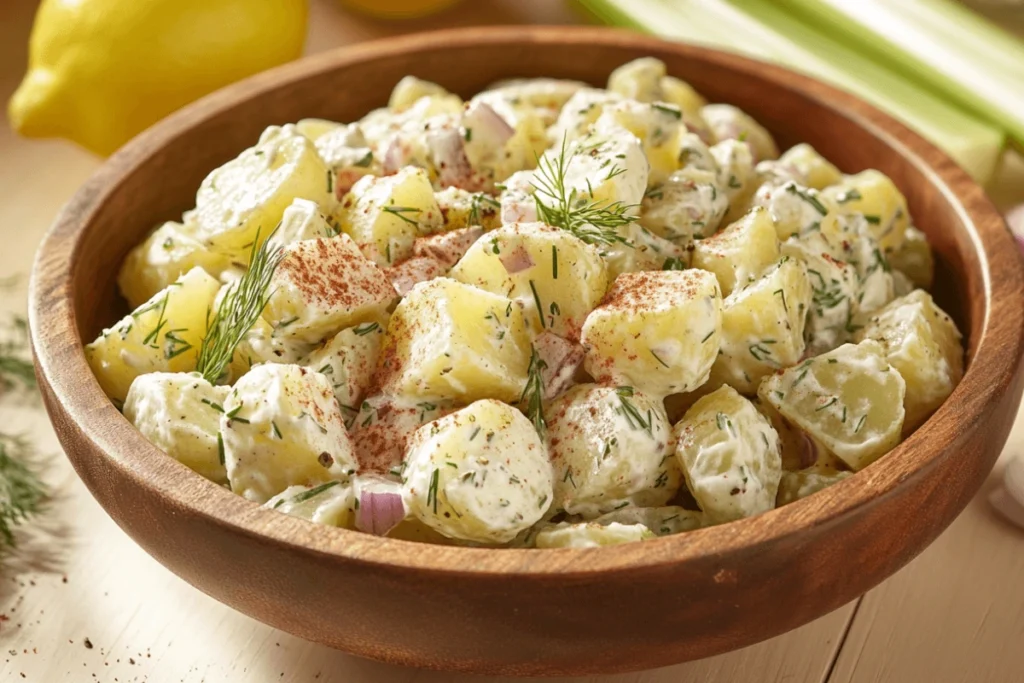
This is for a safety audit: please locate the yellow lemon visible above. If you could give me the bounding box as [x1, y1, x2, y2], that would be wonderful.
[9, 0, 309, 156]
[339, 0, 461, 19]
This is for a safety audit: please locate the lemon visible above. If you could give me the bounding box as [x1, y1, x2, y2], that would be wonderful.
[339, 0, 461, 19]
[8, 0, 309, 156]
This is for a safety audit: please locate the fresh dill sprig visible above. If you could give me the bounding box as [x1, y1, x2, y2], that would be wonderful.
[195, 229, 284, 384]
[0, 315, 35, 393]
[519, 345, 547, 437]
[0, 433, 47, 550]
[531, 136, 637, 247]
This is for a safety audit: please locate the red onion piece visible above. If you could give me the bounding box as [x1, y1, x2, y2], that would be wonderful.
[463, 101, 515, 148]
[427, 127, 483, 191]
[533, 331, 586, 400]
[498, 244, 535, 274]
[798, 431, 819, 469]
[356, 489, 406, 536]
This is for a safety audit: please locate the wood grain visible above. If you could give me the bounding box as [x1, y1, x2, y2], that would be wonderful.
[24, 25, 1024, 675]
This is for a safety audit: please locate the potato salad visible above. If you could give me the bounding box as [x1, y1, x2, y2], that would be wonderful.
[88, 57, 964, 549]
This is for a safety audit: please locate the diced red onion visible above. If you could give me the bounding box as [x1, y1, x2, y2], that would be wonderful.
[356, 489, 406, 536]
[428, 127, 482, 191]
[499, 244, 535, 274]
[534, 331, 586, 400]
[462, 101, 515, 148]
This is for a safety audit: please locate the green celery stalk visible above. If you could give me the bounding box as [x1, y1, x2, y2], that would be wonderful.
[776, 0, 1024, 148]
[576, 0, 1005, 183]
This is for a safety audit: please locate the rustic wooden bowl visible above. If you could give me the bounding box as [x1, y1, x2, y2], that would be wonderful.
[28, 26, 1024, 676]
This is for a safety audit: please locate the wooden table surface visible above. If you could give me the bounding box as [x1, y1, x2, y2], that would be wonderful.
[1, 1, 1022, 681]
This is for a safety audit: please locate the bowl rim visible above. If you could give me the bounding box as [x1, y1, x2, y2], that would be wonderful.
[29, 25, 1024, 578]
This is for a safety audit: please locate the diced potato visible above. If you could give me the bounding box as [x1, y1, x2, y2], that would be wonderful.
[597, 221, 689, 277]
[777, 466, 852, 506]
[385, 256, 446, 296]
[336, 166, 444, 266]
[350, 395, 455, 474]
[535, 521, 654, 548]
[781, 234, 859, 354]
[375, 278, 531, 403]
[640, 168, 729, 245]
[708, 257, 811, 394]
[692, 207, 780, 296]
[274, 198, 339, 245]
[547, 88, 623, 144]
[118, 220, 233, 309]
[824, 213, 896, 314]
[596, 100, 686, 185]
[593, 505, 704, 536]
[305, 323, 384, 414]
[701, 104, 779, 162]
[752, 181, 830, 240]
[541, 123, 648, 210]
[582, 270, 722, 397]
[758, 340, 906, 471]
[856, 290, 963, 432]
[263, 480, 357, 527]
[888, 226, 934, 289]
[710, 139, 756, 212]
[607, 57, 666, 102]
[294, 118, 343, 142]
[450, 222, 608, 340]
[402, 400, 553, 544]
[263, 235, 397, 344]
[674, 385, 782, 524]
[498, 170, 537, 225]
[299, 121, 377, 195]
[776, 144, 842, 190]
[434, 187, 501, 231]
[192, 125, 335, 260]
[673, 135, 714, 176]
[222, 363, 356, 503]
[123, 372, 230, 484]
[546, 384, 681, 518]
[86, 267, 221, 404]
[412, 226, 485, 269]
[821, 170, 909, 253]
[462, 100, 547, 187]
[389, 76, 459, 112]
[228, 315, 313, 382]
[477, 78, 587, 126]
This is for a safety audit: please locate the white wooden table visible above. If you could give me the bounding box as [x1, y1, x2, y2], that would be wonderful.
[1, 1, 1022, 681]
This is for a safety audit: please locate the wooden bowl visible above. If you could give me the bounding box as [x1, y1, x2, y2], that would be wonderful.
[28, 26, 1024, 676]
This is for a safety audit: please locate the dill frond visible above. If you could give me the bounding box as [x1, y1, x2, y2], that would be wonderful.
[0, 433, 46, 549]
[195, 229, 284, 384]
[0, 315, 35, 393]
[519, 346, 547, 437]
[532, 136, 638, 247]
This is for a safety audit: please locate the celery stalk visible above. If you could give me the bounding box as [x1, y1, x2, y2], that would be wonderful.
[576, 0, 1005, 182]
[776, 0, 1024, 148]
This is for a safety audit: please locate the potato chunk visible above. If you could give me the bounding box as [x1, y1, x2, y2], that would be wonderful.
[388, 76, 458, 112]
[263, 481, 357, 527]
[674, 385, 782, 524]
[640, 168, 729, 245]
[540, 123, 648, 210]
[86, 267, 221, 404]
[192, 125, 335, 260]
[450, 222, 608, 340]
[118, 220, 232, 309]
[305, 323, 384, 414]
[776, 144, 842, 190]
[692, 207, 780, 296]
[546, 384, 681, 518]
[274, 198, 340, 245]
[535, 521, 654, 548]
[375, 278, 531, 403]
[433, 187, 501, 232]
[222, 363, 356, 503]
[781, 233, 859, 354]
[582, 270, 722, 397]
[402, 400, 553, 544]
[710, 139, 756, 208]
[856, 290, 963, 432]
[598, 222, 689, 277]
[593, 505, 704, 536]
[350, 395, 455, 474]
[548, 88, 623, 144]
[263, 235, 397, 344]
[701, 104, 779, 162]
[709, 257, 812, 394]
[596, 100, 686, 185]
[777, 467, 852, 506]
[821, 170, 909, 253]
[888, 226, 934, 289]
[337, 166, 443, 266]
[758, 340, 906, 471]
[123, 372, 230, 484]
[752, 181, 830, 241]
